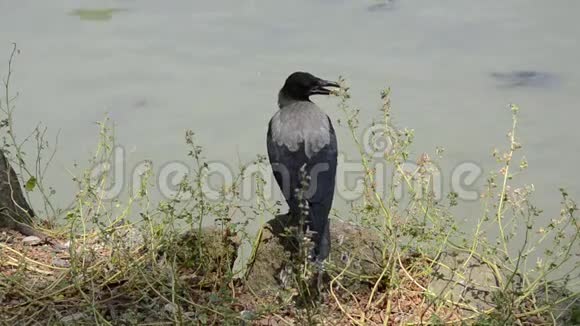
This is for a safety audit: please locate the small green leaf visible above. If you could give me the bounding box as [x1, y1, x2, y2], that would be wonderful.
[25, 176, 37, 192]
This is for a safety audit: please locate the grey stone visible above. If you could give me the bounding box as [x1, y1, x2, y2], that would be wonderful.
[22, 235, 41, 246]
[163, 303, 178, 315]
[51, 257, 70, 268]
[428, 251, 500, 316]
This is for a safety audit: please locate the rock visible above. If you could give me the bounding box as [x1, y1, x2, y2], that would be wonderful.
[51, 257, 70, 268]
[242, 214, 294, 294]
[243, 215, 384, 295]
[428, 251, 500, 315]
[0, 231, 8, 243]
[330, 220, 385, 278]
[22, 235, 42, 246]
[157, 227, 239, 286]
[163, 303, 178, 315]
[534, 282, 580, 325]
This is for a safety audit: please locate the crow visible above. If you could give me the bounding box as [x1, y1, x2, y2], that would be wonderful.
[267, 71, 339, 262]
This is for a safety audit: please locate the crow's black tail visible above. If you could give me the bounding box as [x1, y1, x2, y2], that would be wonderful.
[307, 201, 331, 261]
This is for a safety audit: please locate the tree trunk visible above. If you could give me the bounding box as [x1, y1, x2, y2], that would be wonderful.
[0, 149, 43, 238]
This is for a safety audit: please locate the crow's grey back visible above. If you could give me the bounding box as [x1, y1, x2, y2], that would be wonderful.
[269, 101, 331, 158]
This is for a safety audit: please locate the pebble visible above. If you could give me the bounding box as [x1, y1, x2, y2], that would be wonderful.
[22, 236, 42, 246]
[163, 303, 178, 315]
[51, 257, 70, 268]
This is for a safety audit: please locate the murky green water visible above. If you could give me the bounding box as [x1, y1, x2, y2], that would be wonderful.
[1, 1, 578, 244]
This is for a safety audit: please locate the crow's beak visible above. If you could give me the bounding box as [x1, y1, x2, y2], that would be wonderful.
[310, 79, 340, 96]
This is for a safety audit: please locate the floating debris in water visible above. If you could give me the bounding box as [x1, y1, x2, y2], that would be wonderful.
[69, 8, 126, 21]
[490, 70, 560, 89]
[368, 0, 397, 12]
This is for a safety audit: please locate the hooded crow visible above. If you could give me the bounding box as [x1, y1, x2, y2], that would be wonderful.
[267, 71, 339, 262]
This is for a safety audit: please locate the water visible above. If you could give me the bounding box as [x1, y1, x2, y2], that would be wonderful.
[1, 1, 579, 241]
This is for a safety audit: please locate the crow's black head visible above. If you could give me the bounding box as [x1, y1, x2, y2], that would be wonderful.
[280, 72, 340, 101]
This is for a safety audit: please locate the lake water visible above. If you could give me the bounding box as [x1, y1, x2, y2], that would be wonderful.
[1, 1, 579, 252]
